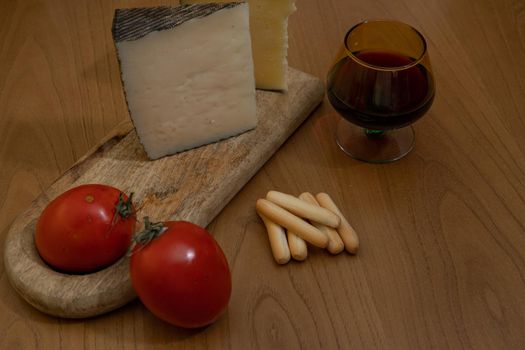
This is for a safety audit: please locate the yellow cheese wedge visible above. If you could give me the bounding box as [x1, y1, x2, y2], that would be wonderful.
[181, 0, 296, 91]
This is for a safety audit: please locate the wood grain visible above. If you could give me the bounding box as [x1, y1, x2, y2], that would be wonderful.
[3, 68, 324, 318]
[1, 0, 525, 349]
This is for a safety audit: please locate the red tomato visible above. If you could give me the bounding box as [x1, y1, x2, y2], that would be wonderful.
[130, 220, 231, 328]
[35, 184, 136, 273]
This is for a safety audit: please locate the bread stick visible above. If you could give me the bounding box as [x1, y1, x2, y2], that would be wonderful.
[287, 230, 308, 261]
[257, 214, 291, 264]
[299, 192, 344, 255]
[266, 190, 340, 228]
[256, 199, 328, 248]
[316, 193, 359, 254]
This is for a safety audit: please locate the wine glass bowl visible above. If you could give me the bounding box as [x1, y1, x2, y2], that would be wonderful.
[327, 20, 435, 163]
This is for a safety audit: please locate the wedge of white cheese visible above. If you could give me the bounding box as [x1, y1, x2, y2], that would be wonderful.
[181, 0, 297, 91]
[112, 4, 257, 159]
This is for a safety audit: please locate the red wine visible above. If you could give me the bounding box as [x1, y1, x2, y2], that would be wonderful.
[327, 50, 435, 130]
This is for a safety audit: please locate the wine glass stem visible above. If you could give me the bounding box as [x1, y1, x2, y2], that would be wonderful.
[365, 129, 385, 138]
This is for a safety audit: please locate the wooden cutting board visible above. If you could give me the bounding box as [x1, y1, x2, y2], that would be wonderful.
[4, 67, 324, 319]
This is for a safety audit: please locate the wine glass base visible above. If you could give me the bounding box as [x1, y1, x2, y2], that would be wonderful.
[336, 120, 415, 163]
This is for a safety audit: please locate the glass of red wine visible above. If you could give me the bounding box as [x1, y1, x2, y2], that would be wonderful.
[327, 20, 435, 163]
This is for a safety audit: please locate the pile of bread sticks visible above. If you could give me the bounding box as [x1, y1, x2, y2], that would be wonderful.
[255, 190, 359, 264]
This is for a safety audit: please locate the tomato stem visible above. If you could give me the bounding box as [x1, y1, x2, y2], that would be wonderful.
[133, 217, 166, 246]
[114, 192, 135, 223]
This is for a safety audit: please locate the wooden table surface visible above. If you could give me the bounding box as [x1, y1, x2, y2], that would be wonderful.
[1, 0, 524, 348]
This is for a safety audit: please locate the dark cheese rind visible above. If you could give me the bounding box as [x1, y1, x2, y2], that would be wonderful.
[112, 4, 240, 42]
